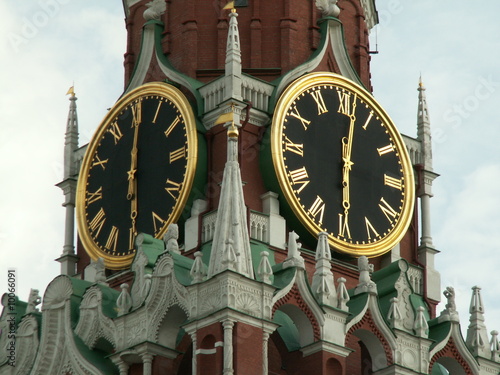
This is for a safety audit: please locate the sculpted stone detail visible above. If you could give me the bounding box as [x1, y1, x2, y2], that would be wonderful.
[75, 286, 117, 351]
[26, 288, 41, 314]
[235, 293, 259, 315]
[315, 0, 340, 17]
[164, 223, 180, 254]
[354, 256, 377, 295]
[14, 315, 39, 375]
[42, 275, 73, 310]
[143, 0, 166, 21]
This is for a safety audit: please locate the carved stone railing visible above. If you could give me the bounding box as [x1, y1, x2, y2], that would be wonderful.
[201, 210, 270, 244]
[407, 264, 424, 295]
[402, 134, 422, 166]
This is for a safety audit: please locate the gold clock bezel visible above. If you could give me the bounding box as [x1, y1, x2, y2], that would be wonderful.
[271, 72, 415, 257]
[76, 82, 198, 269]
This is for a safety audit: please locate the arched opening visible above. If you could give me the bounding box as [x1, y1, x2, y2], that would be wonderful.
[346, 328, 388, 374]
[431, 357, 465, 375]
[198, 334, 222, 375]
[157, 305, 188, 349]
[326, 357, 343, 374]
[274, 304, 315, 349]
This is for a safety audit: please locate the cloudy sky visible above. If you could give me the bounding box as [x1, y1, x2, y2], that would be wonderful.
[1, 1, 499, 337]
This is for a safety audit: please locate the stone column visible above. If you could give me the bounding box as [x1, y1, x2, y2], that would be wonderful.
[222, 320, 234, 375]
[190, 332, 197, 375]
[141, 353, 153, 375]
[262, 331, 270, 375]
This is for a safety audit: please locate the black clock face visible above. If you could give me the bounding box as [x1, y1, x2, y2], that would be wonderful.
[77, 83, 198, 269]
[270, 73, 414, 256]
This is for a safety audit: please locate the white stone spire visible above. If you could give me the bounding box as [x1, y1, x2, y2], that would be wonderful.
[207, 122, 254, 279]
[223, 8, 243, 101]
[417, 76, 432, 170]
[466, 286, 491, 358]
[56, 86, 79, 276]
[415, 77, 441, 302]
[63, 86, 79, 179]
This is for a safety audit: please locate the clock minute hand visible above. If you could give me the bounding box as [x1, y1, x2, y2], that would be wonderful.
[341, 100, 357, 211]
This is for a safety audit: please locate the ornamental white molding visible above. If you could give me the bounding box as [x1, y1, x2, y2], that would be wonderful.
[30, 276, 108, 375]
[13, 315, 39, 375]
[75, 285, 117, 351]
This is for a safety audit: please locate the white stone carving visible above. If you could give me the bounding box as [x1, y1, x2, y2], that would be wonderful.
[190, 251, 207, 284]
[414, 306, 429, 338]
[26, 288, 41, 314]
[354, 256, 377, 295]
[116, 284, 132, 317]
[143, 0, 166, 21]
[257, 251, 273, 284]
[336, 277, 350, 311]
[164, 223, 180, 254]
[315, 0, 340, 17]
[283, 231, 305, 269]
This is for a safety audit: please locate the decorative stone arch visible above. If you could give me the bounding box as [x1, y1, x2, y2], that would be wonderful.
[429, 338, 474, 375]
[272, 284, 321, 347]
[156, 304, 189, 349]
[346, 311, 394, 373]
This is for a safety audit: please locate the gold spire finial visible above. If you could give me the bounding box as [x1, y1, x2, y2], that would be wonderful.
[223, 1, 235, 10]
[66, 86, 75, 97]
[214, 104, 239, 137]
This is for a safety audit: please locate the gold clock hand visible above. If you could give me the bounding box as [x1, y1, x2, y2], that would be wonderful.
[127, 114, 140, 200]
[340, 96, 356, 233]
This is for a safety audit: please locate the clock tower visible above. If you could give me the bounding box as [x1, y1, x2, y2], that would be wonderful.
[2, 1, 499, 374]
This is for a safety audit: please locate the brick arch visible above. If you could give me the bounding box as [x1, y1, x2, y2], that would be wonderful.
[272, 284, 321, 341]
[346, 310, 394, 368]
[429, 337, 474, 375]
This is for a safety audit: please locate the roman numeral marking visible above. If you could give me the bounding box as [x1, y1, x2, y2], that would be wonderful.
[337, 90, 357, 117]
[92, 155, 109, 170]
[152, 101, 163, 124]
[107, 122, 123, 144]
[169, 146, 186, 163]
[308, 196, 325, 225]
[152, 211, 165, 235]
[165, 179, 182, 199]
[289, 106, 311, 130]
[105, 226, 119, 252]
[165, 116, 181, 138]
[365, 217, 380, 240]
[310, 90, 328, 115]
[377, 144, 395, 156]
[86, 187, 103, 205]
[89, 207, 106, 237]
[288, 167, 310, 194]
[379, 197, 398, 223]
[283, 136, 304, 156]
[131, 100, 142, 127]
[338, 213, 351, 239]
[384, 174, 402, 190]
[362, 111, 374, 130]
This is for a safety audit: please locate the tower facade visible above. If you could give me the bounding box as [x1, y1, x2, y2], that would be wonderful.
[1, 1, 500, 375]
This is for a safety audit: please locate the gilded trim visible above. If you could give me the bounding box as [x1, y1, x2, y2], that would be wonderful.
[271, 72, 414, 257]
